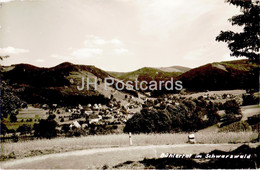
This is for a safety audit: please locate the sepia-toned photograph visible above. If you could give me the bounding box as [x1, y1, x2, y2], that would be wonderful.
[0, 0, 259, 169]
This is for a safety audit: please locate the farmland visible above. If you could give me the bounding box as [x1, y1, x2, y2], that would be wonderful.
[3, 106, 47, 130]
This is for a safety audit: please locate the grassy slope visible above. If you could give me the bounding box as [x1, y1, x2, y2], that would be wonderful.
[108, 66, 190, 79]
[116, 67, 182, 82]
[178, 59, 259, 91]
[3, 106, 47, 130]
[1, 132, 258, 162]
[156, 66, 191, 73]
[199, 104, 260, 133]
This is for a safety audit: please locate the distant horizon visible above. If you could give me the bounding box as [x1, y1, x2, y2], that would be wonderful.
[0, 0, 246, 72]
[1, 58, 247, 73]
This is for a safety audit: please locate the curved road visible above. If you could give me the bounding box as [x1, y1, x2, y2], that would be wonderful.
[1, 143, 254, 169]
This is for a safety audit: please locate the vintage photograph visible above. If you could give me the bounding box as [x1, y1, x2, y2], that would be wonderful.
[0, 0, 259, 169]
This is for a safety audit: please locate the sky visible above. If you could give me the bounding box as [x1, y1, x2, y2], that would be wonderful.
[0, 0, 245, 72]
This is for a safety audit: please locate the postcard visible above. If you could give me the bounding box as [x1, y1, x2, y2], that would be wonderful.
[0, 0, 259, 169]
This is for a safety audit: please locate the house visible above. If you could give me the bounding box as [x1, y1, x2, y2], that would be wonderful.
[89, 118, 99, 124]
[42, 104, 48, 109]
[93, 104, 99, 110]
[81, 124, 88, 128]
[78, 104, 83, 110]
[69, 121, 81, 129]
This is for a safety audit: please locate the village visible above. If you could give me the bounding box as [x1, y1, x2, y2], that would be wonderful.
[1, 89, 256, 141]
[44, 90, 245, 135]
[46, 94, 144, 135]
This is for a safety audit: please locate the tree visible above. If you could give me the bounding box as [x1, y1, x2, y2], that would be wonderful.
[1, 55, 23, 133]
[1, 81, 23, 133]
[16, 124, 32, 135]
[1, 82, 22, 118]
[0, 55, 9, 61]
[33, 114, 57, 138]
[61, 124, 70, 133]
[10, 113, 18, 123]
[0, 123, 8, 136]
[216, 0, 259, 63]
[222, 100, 242, 126]
[224, 100, 241, 115]
[124, 108, 172, 133]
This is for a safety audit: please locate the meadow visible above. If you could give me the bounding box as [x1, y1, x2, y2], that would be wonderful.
[4, 106, 47, 130]
[1, 131, 258, 161]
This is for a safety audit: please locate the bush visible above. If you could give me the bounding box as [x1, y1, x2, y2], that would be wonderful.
[16, 124, 32, 135]
[125, 98, 223, 133]
[33, 115, 57, 139]
[242, 93, 258, 106]
[124, 108, 171, 133]
[214, 102, 224, 110]
[219, 121, 251, 132]
[70, 128, 86, 137]
[247, 115, 260, 125]
[0, 123, 8, 136]
[10, 114, 17, 123]
[11, 133, 18, 142]
[205, 102, 221, 126]
[224, 100, 241, 115]
[220, 113, 242, 127]
[61, 124, 70, 133]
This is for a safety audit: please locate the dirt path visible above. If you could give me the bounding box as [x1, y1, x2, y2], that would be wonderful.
[2, 143, 257, 169]
[241, 105, 259, 121]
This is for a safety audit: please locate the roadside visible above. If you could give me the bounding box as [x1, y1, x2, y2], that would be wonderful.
[2, 143, 259, 169]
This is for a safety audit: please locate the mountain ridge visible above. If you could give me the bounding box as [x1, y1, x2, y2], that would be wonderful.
[2, 59, 259, 104]
[178, 59, 259, 91]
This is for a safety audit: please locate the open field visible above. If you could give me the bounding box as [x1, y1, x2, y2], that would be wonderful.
[17, 106, 47, 120]
[184, 89, 246, 99]
[1, 132, 258, 161]
[241, 105, 260, 120]
[218, 104, 260, 118]
[4, 106, 47, 130]
[200, 104, 260, 133]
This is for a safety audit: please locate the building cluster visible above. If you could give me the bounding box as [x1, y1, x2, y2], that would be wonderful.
[50, 98, 143, 130]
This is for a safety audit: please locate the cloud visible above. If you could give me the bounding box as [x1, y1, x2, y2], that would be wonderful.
[0, 46, 29, 55]
[51, 48, 103, 61]
[138, 0, 218, 39]
[71, 48, 103, 59]
[35, 59, 45, 63]
[51, 36, 129, 62]
[84, 36, 123, 47]
[51, 54, 71, 60]
[81, 36, 128, 56]
[0, 0, 14, 3]
[114, 48, 129, 55]
[93, 39, 107, 45]
[221, 53, 247, 61]
[0, 0, 33, 2]
[183, 48, 208, 61]
[110, 39, 123, 47]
